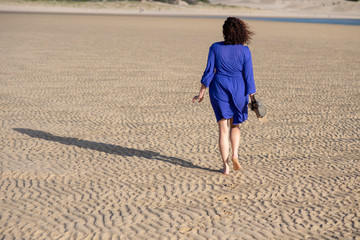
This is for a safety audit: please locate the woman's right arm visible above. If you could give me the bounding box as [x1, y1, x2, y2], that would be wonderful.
[243, 46, 256, 96]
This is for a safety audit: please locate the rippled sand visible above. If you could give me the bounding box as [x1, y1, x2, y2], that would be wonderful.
[0, 13, 359, 239]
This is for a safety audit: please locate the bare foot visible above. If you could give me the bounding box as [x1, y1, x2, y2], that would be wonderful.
[232, 157, 242, 171]
[220, 168, 229, 175]
[220, 161, 230, 175]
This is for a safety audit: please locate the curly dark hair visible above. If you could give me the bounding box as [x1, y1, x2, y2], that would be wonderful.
[223, 17, 254, 45]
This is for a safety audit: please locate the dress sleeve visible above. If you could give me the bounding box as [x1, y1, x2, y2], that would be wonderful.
[243, 46, 256, 95]
[200, 46, 215, 88]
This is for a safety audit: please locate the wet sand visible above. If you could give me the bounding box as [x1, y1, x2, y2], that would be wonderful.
[0, 12, 359, 239]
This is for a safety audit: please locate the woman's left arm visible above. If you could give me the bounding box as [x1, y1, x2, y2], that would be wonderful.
[193, 45, 215, 103]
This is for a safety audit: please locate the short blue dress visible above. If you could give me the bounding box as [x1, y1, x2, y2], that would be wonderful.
[201, 41, 256, 124]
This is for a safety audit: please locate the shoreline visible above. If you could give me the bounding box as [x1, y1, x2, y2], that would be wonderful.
[1, 0, 360, 19]
[1, 9, 360, 26]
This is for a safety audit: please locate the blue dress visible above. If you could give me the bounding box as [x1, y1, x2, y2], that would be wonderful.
[201, 41, 256, 124]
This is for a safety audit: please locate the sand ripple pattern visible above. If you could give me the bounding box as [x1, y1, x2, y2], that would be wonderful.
[0, 14, 359, 239]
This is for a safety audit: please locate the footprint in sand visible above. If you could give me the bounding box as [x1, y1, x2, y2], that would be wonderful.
[216, 195, 230, 202]
[224, 183, 236, 189]
[223, 210, 233, 216]
[179, 227, 193, 234]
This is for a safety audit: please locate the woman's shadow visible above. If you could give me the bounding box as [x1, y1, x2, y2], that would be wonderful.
[13, 128, 217, 173]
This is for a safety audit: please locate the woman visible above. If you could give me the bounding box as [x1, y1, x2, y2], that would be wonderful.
[192, 17, 257, 175]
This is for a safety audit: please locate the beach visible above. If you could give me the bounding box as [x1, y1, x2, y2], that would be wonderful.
[0, 9, 360, 240]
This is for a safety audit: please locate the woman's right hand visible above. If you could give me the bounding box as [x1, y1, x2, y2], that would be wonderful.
[249, 93, 256, 102]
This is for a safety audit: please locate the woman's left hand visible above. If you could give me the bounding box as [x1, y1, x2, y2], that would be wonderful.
[192, 84, 206, 103]
[192, 95, 203, 103]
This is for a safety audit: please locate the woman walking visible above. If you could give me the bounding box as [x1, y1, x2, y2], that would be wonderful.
[192, 17, 258, 175]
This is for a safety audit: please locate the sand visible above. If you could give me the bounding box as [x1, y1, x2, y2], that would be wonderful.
[0, 11, 359, 240]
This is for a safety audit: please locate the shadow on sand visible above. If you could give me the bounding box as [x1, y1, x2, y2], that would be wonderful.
[13, 128, 217, 173]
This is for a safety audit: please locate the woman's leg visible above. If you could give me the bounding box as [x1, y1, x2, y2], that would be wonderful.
[218, 118, 230, 174]
[230, 118, 242, 170]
